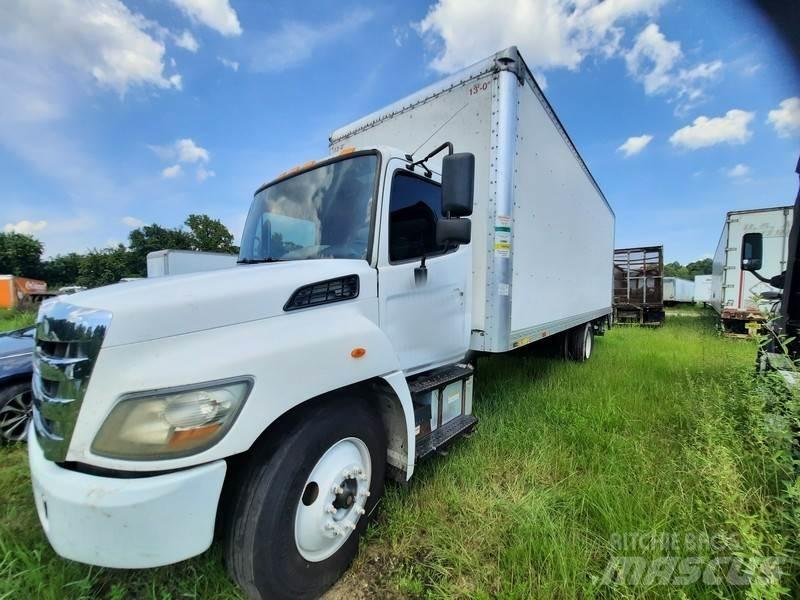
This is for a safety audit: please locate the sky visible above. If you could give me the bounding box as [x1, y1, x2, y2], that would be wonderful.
[0, 0, 798, 264]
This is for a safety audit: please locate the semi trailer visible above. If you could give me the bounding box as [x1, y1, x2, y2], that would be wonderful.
[694, 274, 713, 305]
[711, 206, 793, 334]
[146, 249, 238, 277]
[663, 277, 695, 304]
[28, 47, 614, 600]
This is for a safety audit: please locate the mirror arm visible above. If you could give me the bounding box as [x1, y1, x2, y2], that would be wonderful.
[749, 268, 774, 284]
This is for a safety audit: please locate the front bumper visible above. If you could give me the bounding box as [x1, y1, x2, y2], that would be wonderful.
[28, 430, 226, 568]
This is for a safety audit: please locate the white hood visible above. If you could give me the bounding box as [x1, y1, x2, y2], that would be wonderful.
[57, 260, 375, 347]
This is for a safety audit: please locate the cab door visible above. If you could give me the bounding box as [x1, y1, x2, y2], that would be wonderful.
[376, 159, 471, 373]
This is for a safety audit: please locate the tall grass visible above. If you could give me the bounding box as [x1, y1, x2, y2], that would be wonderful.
[0, 312, 796, 598]
[0, 309, 36, 332]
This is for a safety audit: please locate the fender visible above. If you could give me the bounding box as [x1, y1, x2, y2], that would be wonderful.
[66, 297, 417, 474]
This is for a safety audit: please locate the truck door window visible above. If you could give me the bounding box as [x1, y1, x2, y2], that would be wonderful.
[388, 172, 446, 262]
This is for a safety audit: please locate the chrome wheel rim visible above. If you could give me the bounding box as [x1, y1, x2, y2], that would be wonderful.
[294, 437, 372, 562]
[0, 388, 32, 442]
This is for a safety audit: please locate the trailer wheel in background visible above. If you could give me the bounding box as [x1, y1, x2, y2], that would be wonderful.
[222, 398, 386, 600]
[567, 323, 594, 361]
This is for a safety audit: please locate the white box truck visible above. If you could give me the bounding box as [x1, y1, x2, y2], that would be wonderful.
[28, 47, 614, 600]
[663, 277, 695, 304]
[694, 274, 713, 304]
[146, 249, 238, 277]
[712, 206, 793, 333]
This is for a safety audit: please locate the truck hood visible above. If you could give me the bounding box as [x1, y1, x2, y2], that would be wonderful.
[54, 260, 375, 347]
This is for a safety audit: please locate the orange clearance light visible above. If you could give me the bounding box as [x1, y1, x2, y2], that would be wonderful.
[168, 423, 222, 448]
[338, 146, 356, 156]
[351, 347, 366, 358]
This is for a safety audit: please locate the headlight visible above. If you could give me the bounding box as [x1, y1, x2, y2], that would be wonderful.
[92, 378, 252, 460]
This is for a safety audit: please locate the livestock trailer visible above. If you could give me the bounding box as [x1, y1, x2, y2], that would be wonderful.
[613, 246, 664, 325]
[711, 206, 793, 334]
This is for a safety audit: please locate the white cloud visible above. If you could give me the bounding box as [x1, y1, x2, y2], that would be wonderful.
[169, 0, 241, 36]
[0, 0, 182, 97]
[624, 24, 680, 94]
[415, 0, 664, 74]
[625, 24, 722, 112]
[669, 109, 754, 150]
[725, 164, 750, 178]
[162, 164, 182, 178]
[121, 216, 144, 228]
[618, 134, 653, 157]
[176, 139, 209, 162]
[251, 11, 373, 72]
[767, 97, 800, 138]
[175, 30, 199, 52]
[218, 57, 239, 71]
[196, 167, 216, 182]
[3, 220, 47, 235]
[150, 138, 210, 163]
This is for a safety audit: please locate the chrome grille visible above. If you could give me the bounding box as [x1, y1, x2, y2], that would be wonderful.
[32, 302, 110, 462]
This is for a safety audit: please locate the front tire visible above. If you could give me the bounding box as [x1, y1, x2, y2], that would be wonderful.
[223, 398, 386, 600]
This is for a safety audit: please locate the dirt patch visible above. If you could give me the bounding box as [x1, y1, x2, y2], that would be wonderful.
[323, 544, 407, 600]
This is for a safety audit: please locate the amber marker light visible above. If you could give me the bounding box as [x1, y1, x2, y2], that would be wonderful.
[351, 347, 366, 358]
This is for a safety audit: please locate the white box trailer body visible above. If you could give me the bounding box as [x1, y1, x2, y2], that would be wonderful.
[663, 277, 695, 303]
[694, 274, 713, 303]
[146, 250, 238, 278]
[711, 206, 793, 318]
[331, 47, 614, 353]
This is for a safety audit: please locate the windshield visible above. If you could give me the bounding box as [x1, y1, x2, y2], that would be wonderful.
[239, 154, 378, 262]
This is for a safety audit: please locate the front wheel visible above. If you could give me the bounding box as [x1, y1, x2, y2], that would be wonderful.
[223, 398, 386, 600]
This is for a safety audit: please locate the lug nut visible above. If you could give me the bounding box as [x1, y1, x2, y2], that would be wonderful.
[355, 506, 365, 515]
[332, 485, 344, 494]
[325, 505, 336, 514]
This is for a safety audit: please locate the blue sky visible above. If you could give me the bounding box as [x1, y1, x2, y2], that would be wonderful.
[0, 0, 798, 264]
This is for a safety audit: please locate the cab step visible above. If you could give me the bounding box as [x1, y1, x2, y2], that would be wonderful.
[415, 414, 478, 461]
[408, 364, 474, 395]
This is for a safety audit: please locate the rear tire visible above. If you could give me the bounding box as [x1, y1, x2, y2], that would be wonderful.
[567, 323, 594, 361]
[223, 398, 386, 600]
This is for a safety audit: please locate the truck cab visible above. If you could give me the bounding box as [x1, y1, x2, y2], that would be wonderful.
[29, 146, 478, 599]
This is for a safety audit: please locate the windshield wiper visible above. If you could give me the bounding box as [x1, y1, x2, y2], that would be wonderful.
[236, 257, 286, 264]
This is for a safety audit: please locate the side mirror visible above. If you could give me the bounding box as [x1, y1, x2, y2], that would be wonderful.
[436, 218, 471, 246]
[741, 232, 763, 271]
[442, 153, 475, 217]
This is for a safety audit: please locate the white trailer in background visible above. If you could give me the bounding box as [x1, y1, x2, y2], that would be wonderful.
[663, 277, 695, 304]
[29, 47, 614, 600]
[712, 206, 793, 334]
[146, 249, 238, 277]
[694, 274, 713, 304]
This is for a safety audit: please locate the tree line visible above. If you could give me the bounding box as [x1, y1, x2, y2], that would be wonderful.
[663, 258, 712, 280]
[0, 214, 238, 289]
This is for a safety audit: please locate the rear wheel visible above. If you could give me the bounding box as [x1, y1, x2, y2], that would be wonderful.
[223, 398, 386, 600]
[567, 323, 594, 361]
[0, 383, 32, 443]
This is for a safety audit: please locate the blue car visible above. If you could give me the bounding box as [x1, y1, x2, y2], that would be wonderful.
[0, 326, 35, 442]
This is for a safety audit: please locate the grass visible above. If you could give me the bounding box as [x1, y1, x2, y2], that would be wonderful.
[0, 309, 37, 332]
[0, 309, 797, 598]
